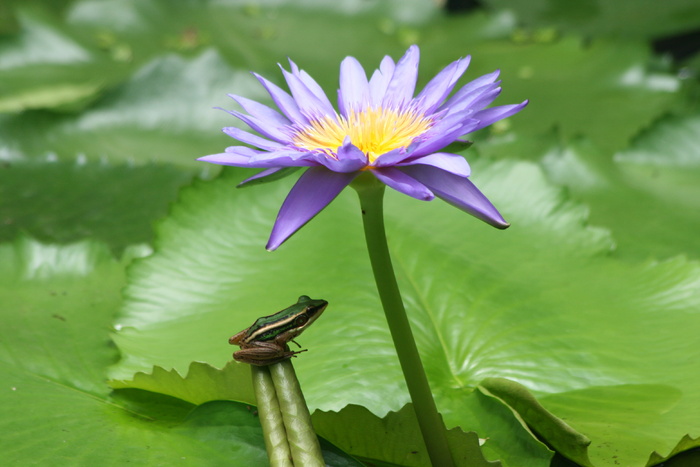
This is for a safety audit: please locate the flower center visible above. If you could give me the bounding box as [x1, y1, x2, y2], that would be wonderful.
[292, 107, 433, 163]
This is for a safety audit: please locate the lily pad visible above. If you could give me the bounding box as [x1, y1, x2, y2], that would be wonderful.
[0, 237, 359, 466]
[537, 113, 700, 261]
[113, 362, 550, 466]
[0, 159, 194, 252]
[481, 0, 700, 40]
[0, 50, 244, 167]
[0, 7, 124, 112]
[0, 0, 681, 166]
[480, 378, 592, 467]
[109, 158, 700, 466]
[111, 361, 256, 406]
[648, 435, 700, 466]
[313, 404, 500, 467]
[539, 384, 697, 466]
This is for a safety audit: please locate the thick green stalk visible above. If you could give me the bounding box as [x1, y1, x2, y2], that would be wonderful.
[354, 177, 455, 467]
[250, 365, 293, 467]
[269, 359, 324, 467]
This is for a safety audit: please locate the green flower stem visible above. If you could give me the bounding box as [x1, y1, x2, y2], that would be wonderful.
[268, 359, 325, 467]
[250, 365, 293, 467]
[354, 177, 455, 467]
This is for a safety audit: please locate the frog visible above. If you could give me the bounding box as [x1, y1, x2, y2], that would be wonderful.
[229, 295, 328, 366]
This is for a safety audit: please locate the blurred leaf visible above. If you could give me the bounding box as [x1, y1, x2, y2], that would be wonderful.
[1, 1, 681, 163]
[0, 50, 250, 167]
[65, 0, 440, 68]
[452, 36, 679, 155]
[481, 0, 700, 40]
[0, 2, 20, 35]
[527, 113, 700, 261]
[0, 160, 194, 252]
[109, 159, 700, 466]
[0, 237, 125, 395]
[0, 7, 125, 112]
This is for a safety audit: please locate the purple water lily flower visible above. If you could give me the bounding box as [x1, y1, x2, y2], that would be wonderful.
[199, 45, 527, 250]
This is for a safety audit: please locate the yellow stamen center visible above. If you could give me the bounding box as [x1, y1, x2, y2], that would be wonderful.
[292, 107, 433, 164]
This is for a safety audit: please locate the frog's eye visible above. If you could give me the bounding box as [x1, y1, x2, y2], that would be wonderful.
[294, 315, 309, 327]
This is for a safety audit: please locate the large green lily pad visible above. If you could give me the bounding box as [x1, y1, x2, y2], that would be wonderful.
[0, 237, 359, 466]
[109, 158, 700, 466]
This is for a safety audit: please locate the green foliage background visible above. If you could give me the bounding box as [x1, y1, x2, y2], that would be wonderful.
[1, 0, 699, 466]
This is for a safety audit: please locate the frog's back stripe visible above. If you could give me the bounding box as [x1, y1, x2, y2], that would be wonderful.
[245, 312, 303, 342]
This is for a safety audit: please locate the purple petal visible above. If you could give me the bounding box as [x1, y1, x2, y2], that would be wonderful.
[238, 168, 282, 186]
[253, 72, 309, 125]
[383, 45, 420, 108]
[438, 70, 500, 112]
[198, 147, 257, 166]
[229, 94, 291, 128]
[368, 55, 395, 107]
[198, 153, 249, 166]
[199, 147, 315, 168]
[372, 167, 434, 201]
[281, 67, 336, 119]
[223, 126, 286, 150]
[338, 56, 370, 115]
[415, 56, 471, 114]
[267, 168, 357, 250]
[410, 112, 480, 156]
[288, 59, 335, 112]
[400, 165, 508, 228]
[238, 167, 301, 187]
[220, 107, 291, 143]
[471, 100, 529, 131]
[311, 139, 368, 172]
[372, 147, 413, 167]
[441, 85, 501, 116]
[248, 149, 317, 167]
[464, 87, 502, 112]
[398, 152, 471, 177]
